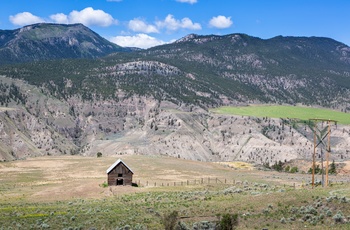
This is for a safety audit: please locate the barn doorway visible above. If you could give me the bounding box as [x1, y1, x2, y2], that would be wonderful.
[116, 179, 124, 186]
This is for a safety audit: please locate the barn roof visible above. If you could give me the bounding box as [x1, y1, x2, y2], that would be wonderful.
[106, 159, 134, 174]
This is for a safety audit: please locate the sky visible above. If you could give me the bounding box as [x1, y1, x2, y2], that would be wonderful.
[0, 0, 349, 49]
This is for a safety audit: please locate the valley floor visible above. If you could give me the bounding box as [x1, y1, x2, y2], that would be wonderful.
[0, 155, 350, 229]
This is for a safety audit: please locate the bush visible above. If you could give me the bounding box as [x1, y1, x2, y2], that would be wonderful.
[193, 221, 216, 230]
[101, 181, 108, 188]
[176, 221, 190, 230]
[290, 166, 298, 173]
[333, 211, 345, 223]
[329, 160, 336, 174]
[284, 166, 290, 172]
[280, 217, 286, 224]
[97, 152, 102, 157]
[162, 211, 178, 230]
[217, 213, 239, 230]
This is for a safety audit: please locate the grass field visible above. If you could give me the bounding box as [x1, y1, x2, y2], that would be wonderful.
[1, 155, 350, 229]
[211, 105, 350, 124]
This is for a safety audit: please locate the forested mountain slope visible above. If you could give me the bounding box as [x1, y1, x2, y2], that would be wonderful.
[1, 23, 350, 163]
[0, 23, 131, 65]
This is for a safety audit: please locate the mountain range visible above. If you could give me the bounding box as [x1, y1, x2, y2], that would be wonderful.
[0, 23, 350, 164]
[0, 23, 134, 65]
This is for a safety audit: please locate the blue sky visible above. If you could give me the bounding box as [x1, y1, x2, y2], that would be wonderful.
[0, 0, 349, 49]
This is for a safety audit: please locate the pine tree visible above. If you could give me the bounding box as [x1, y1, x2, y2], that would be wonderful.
[329, 160, 336, 174]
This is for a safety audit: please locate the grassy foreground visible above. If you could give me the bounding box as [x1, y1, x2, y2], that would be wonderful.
[211, 105, 350, 124]
[0, 155, 349, 229]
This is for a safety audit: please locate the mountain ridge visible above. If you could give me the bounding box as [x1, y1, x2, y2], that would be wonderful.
[0, 23, 132, 65]
[1, 23, 350, 163]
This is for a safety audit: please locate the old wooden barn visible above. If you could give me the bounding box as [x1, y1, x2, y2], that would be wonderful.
[106, 159, 134, 186]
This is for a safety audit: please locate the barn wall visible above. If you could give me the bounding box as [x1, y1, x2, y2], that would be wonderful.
[107, 163, 133, 186]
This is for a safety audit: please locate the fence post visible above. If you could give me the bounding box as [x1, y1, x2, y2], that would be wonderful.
[154, 182, 156, 187]
[225, 179, 227, 184]
[147, 181, 148, 186]
[201, 178, 203, 184]
[187, 180, 189, 185]
[216, 178, 218, 184]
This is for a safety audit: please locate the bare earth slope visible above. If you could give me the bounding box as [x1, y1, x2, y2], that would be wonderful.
[1, 75, 350, 165]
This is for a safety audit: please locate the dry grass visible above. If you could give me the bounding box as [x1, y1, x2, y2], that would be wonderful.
[0, 155, 350, 229]
[0, 155, 260, 202]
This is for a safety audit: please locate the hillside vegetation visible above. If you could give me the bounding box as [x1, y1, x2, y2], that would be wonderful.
[1, 25, 350, 109]
[1, 24, 350, 163]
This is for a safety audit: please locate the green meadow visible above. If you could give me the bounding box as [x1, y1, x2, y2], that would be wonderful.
[211, 105, 350, 124]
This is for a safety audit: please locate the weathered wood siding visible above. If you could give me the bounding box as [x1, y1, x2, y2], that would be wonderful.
[107, 163, 133, 186]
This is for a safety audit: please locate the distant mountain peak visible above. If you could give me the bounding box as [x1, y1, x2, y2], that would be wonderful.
[0, 23, 130, 65]
[175, 33, 225, 44]
[175, 34, 199, 43]
[175, 33, 247, 45]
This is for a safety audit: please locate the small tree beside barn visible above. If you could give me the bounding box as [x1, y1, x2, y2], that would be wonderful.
[106, 159, 134, 186]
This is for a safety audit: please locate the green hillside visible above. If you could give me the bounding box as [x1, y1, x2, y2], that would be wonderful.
[212, 105, 350, 124]
[2, 26, 350, 108]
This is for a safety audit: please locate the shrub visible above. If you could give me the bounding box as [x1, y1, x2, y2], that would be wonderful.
[162, 211, 178, 230]
[193, 221, 216, 230]
[176, 221, 190, 230]
[101, 182, 108, 188]
[329, 160, 336, 174]
[280, 217, 286, 224]
[262, 208, 270, 215]
[284, 166, 290, 172]
[340, 196, 348, 203]
[290, 167, 298, 173]
[97, 152, 102, 157]
[41, 223, 50, 229]
[302, 214, 313, 222]
[217, 213, 239, 230]
[333, 211, 345, 223]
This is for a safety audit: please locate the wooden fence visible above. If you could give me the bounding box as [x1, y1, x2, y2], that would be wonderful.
[133, 177, 299, 189]
[132, 177, 349, 189]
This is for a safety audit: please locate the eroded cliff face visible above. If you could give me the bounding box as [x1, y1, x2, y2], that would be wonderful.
[1, 76, 350, 164]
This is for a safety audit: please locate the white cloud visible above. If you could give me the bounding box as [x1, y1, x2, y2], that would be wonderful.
[110, 34, 165, 49]
[209, 15, 233, 29]
[128, 18, 159, 33]
[156, 14, 201, 31]
[9, 12, 45, 26]
[68, 7, 116, 26]
[50, 7, 117, 27]
[50, 13, 69, 24]
[9, 8, 117, 27]
[176, 0, 197, 4]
